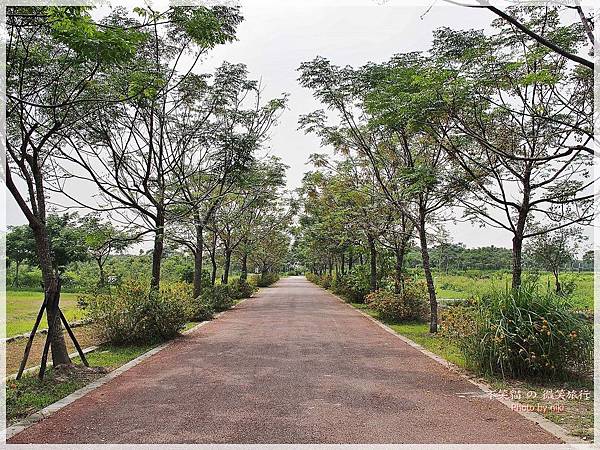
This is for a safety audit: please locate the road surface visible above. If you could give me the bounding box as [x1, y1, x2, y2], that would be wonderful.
[8, 276, 560, 444]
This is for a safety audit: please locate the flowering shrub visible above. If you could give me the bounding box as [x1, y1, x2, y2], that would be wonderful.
[365, 281, 429, 322]
[459, 282, 592, 379]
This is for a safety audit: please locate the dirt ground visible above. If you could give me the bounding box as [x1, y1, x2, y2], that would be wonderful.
[6, 325, 102, 376]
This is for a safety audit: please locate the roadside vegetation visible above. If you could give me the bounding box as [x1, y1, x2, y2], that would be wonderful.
[296, 3, 594, 442]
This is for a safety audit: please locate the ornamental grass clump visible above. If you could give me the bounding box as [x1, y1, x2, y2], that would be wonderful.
[459, 281, 592, 379]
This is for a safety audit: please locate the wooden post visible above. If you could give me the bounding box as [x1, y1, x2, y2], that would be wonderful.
[38, 320, 54, 380]
[60, 309, 88, 367]
[16, 301, 46, 380]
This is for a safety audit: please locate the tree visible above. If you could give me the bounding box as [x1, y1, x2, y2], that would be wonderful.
[6, 225, 36, 288]
[4, 6, 145, 368]
[79, 214, 135, 287]
[169, 63, 286, 296]
[298, 55, 463, 332]
[430, 10, 595, 289]
[441, 1, 595, 70]
[525, 227, 585, 293]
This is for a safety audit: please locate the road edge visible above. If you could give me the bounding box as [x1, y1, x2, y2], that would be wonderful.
[3, 295, 254, 441]
[318, 284, 587, 446]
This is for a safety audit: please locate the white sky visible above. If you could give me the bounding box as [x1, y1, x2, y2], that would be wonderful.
[4, 1, 594, 249]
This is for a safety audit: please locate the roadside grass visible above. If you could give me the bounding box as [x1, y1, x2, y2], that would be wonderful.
[432, 272, 592, 310]
[6, 291, 85, 337]
[348, 301, 593, 441]
[6, 343, 155, 425]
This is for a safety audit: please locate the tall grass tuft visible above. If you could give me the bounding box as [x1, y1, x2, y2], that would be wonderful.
[459, 281, 592, 379]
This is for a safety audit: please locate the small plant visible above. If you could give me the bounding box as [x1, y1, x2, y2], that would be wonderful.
[365, 281, 429, 322]
[458, 282, 593, 379]
[318, 274, 332, 289]
[86, 280, 189, 345]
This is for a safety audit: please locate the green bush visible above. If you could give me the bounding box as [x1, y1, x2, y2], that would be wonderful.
[200, 284, 235, 312]
[305, 272, 320, 284]
[344, 267, 372, 303]
[252, 272, 279, 287]
[228, 278, 257, 299]
[365, 281, 429, 322]
[188, 297, 215, 322]
[86, 280, 189, 345]
[458, 282, 593, 379]
[318, 274, 332, 289]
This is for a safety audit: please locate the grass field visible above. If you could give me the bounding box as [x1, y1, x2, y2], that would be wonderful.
[6, 291, 86, 337]
[433, 271, 593, 310]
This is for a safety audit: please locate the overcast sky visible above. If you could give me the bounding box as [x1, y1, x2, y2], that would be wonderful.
[5, 1, 593, 249]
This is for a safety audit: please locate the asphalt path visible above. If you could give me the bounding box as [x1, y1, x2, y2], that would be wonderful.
[8, 276, 560, 444]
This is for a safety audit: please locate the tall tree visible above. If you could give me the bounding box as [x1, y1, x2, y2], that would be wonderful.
[4, 6, 143, 366]
[60, 6, 243, 290]
[430, 9, 595, 289]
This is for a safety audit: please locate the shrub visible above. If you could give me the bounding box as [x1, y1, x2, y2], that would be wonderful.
[365, 281, 429, 322]
[200, 284, 235, 312]
[188, 297, 214, 322]
[86, 280, 189, 345]
[305, 272, 320, 284]
[438, 301, 477, 339]
[344, 267, 372, 303]
[318, 274, 332, 289]
[330, 275, 349, 296]
[252, 272, 279, 287]
[458, 282, 593, 379]
[228, 278, 256, 300]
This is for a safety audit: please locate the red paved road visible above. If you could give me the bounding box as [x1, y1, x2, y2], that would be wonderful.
[9, 276, 560, 444]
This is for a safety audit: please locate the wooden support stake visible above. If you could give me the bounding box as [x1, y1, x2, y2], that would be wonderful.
[38, 321, 53, 380]
[60, 309, 88, 367]
[16, 301, 46, 380]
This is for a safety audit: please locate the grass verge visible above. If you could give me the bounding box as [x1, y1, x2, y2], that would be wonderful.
[6, 343, 155, 425]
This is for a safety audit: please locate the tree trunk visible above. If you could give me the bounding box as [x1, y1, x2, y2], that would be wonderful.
[512, 170, 531, 291]
[554, 269, 561, 293]
[210, 236, 217, 286]
[240, 252, 248, 281]
[328, 258, 333, 277]
[14, 261, 20, 288]
[193, 221, 204, 298]
[368, 236, 377, 292]
[222, 249, 232, 284]
[31, 222, 71, 366]
[418, 211, 437, 334]
[150, 213, 165, 290]
[394, 241, 407, 294]
[341, 253, 345, 275]
[348, 250, 353, 271]
[96, 257, 105, 287]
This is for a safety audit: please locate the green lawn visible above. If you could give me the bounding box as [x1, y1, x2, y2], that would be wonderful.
[433, 271, 593, 310]
[6, 291, 86, 337]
